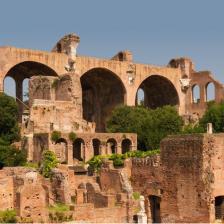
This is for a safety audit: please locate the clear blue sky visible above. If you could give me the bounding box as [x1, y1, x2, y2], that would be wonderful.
[1, 0, 224, 97]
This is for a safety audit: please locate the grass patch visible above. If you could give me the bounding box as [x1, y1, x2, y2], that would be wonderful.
[24, 162, 39, 169]
[0, 209, 17, 223]
[48, 203, 70, 212]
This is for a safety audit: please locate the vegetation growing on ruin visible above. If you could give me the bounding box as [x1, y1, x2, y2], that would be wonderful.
[51, 131, 62, 142]
[24, 161, 39, 169]
[51, 78, 59, 88]
[132, 192, 141, 200]
[199, 101, 224, 132]
[0, 209, 17, 223]
[87, 149, 160, 172]
[49, 203, 70, 212]
[48, 203, 72, 222]
[69, 132, 77, 142]
[107, 105, 183, 150]
[40, 150, 59, 178]
[181, 102, 224, 134]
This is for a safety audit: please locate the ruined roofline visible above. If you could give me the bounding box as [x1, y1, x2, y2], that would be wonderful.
[77, 54, 182, 71]
[0, 45, 207, 73]
[0, 45, 67, 57]
[0, 45, 172, 69]
[193, 70, 224, 86]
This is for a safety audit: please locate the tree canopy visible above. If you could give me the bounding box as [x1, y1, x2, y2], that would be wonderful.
[106, 105, 183, 150]
[199, 101, 224, 132]
[0, 93, 25, 169]
[0, 93, 20, 143]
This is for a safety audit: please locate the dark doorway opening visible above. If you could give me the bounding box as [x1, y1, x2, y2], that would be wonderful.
[149, 195, 161, 223]
[215, 196, 224, 220]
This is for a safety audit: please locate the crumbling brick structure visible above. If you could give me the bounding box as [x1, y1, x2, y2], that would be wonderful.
[0, 33, 224, 223]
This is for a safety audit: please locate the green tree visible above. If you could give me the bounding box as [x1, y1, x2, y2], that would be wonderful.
[0, 141, 26, 169]
[106, 106, 151, 149]
[106, 105, 183, 150]
[199, 102, 224, 132]
[145, 106, 183, 149]
[0, 94, 26, 169]
[0, 93, 20, 143]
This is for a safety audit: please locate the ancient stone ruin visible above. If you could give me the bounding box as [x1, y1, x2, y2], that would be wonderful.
[0, 33, 224, 222]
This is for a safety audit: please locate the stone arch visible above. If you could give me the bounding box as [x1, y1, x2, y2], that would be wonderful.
[4, 61, 58, 121]
[86, 182, 96, 204]
[106, 138, 117, 154]
[55, 138, 68, 163]
[81, 67, 127, 132]
[206, 82, 215, 102]
[3, 76, 16, 98]
[136, 88, 145, 106]
[135, 75, 179, 109]
[73, 138, 85, 162]
[192, 84, 200, 104]
[92, 138, 101, 156]
[121, 139, 132, 154]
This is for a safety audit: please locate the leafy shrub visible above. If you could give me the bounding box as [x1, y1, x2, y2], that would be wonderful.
[132, 192, 141, 200]
[48, 203, 72, 223]
[69, 132, 76, 142]
[51, 79, 59, 88]
[181, 124, 204, 134]
[87, 149, 160, 172]
[40, 150, 58, 178]
[51, 131, 61, 142]
[113, 157, 124, 167]
[0, 209, 17, 223]
[87, 155, 108, 172]
[199, 102, 224, 132]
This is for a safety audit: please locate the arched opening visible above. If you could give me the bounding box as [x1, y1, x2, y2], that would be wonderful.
[192, 85, 200, 104]
[136, 88, 145, 106]
[215, 196, 224, 220]
[81, 68, 126, 132]
[149, 195, 161, 223]
[206, 82, 215, 102]
[73, 138, 85, 162]
[135, 75, 179, 109]
[4, 61, 58, 121]
[122, 139, 132, 154]
[3, 76, 16, 98]
[86, 183, 96, 204]
[92, 138, 101, 156]
[107, 138, 117, 154]
[55, 138, 68, 164]
[23, 78, 29, 105]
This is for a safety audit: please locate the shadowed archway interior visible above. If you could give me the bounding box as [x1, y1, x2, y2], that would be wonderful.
[4, 61, 58, 121]
[136, 75, 179, 109]
[81, 68, 126, 132]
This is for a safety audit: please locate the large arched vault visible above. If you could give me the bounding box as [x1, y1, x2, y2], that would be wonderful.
[136, 75, 179, 109]
[81, 68, 126, 132]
